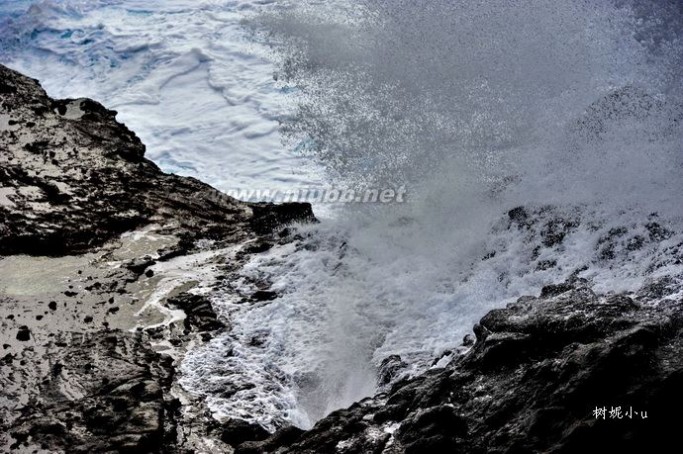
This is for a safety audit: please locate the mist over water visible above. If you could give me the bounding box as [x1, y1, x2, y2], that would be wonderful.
[179, 0, 683, 430]
[265, 0, 682, 203]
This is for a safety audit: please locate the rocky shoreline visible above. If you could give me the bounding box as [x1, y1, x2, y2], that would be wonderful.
[2, 64, 682, 453]
[0, 63, 312, 453]
[241, 276, 683, 454]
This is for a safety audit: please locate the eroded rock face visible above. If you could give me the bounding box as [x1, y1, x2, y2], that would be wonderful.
[0, 64, 314, 453]
[0, 64, 313, 257]
[244, 278, 683, 454]
[2, 332, 176, 453]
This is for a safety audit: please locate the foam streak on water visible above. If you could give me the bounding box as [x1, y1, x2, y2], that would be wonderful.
[0, 0, 323, 193]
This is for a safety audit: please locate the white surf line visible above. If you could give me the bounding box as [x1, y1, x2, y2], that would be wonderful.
[130, 245, 241, 332]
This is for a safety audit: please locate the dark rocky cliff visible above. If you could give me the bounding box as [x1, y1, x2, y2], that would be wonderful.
[0, 64, 313, 257]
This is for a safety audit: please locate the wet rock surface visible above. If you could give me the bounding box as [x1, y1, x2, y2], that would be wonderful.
[166, 293, 224, 334]
[245, 278, 683, 453]
[2, 332, 176, 453]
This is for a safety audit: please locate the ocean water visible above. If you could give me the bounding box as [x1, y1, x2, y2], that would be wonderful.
[3, 0, 683, 432]
[0, 0, 324, 194]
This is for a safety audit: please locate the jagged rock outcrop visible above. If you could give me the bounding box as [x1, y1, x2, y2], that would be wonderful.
[0, 64, 313, 256]
[241, 278, 683, 454]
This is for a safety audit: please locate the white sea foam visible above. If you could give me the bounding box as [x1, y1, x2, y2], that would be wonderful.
[0, 0, 324, 194]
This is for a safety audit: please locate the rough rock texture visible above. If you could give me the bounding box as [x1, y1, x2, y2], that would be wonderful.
[0, 64, 313, 257]
[242, 278, 682, 454]
[166, 293, 225, 334]
[2, 332, 176, 453]
[0, 64, 314, 453]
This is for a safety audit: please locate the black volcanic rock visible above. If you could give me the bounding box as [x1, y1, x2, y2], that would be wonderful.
[221, 419, 270, 447]
[15, 326, 30, 341]
[3, 332, 176, 453]
[0, 64, 314, 257]
[166, 292, 224, 333]
[251, 290, 279, 302]
[248, 278, 683, 454]
[250, 203, 316, 235]
[377, 354, 407, 387]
